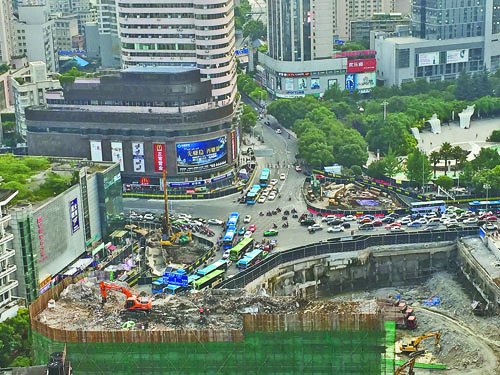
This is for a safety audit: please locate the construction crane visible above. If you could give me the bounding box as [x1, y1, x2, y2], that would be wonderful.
[99, 281, 152, 312]
[395, 350, 425, 375]
[400, 331, 441, 354]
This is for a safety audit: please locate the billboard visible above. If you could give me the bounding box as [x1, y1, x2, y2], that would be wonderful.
[347, 58, 376, 73]
[418, 52, 440, 67]
[297, 78, 307, 90]
[89, 140, 102, 162]
[355, 72, 376, 92]
[310, 77, 320, 89]
[153, 143, 166, 172]
[132, 142, 145, 173]
[231, 130, 237, 160]
[345, 74, 356, 92]
[69, 198, 80, 234]
[446, 49, 468, 64]
[285, 78, 294, 90]
[176, 136, 227, 173]
[111, 141, 124, 171]
[328, 79, 338, 89]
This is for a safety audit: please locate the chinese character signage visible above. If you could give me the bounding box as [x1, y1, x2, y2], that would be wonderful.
[111, 141, 124, 171]
[132, 142, 145, 172]
[37, 216, 48, 263]
[90, 140, 103, 162]
[346, 58, 376, 73]
[176, 136, 227, 173]
[69, 198, 80, 234]
[153, 143, 166, 172]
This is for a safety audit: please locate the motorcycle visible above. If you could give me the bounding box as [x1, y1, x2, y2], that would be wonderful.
[276, 208, 282, 213]
[292, 213, 298, 218]
[284, 210, 290, 216]
[266, 211, 272, 216]
[272, 223, 278, 229]
[289, 196, 292, 201]
[272, 210, 278, 215]
[282, 216, 287, 220]
[282, 223, 288, 228]
[259, 211, 264, 216]
[291, 208, 297, 213]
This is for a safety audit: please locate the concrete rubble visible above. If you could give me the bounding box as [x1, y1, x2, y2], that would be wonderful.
[36, 280, 378, 332]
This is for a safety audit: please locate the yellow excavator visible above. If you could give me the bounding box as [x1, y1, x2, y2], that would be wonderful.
[400, 331, 441, 354]
[395, 350, 425, 375]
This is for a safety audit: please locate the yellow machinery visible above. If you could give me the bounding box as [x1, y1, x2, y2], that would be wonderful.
[394, 350, 425, 375]
[160, 231, 192, 246]
[400, 331, 441, 354]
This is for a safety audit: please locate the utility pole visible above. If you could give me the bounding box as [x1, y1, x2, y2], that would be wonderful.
[483, 184, 491, 211]
[162, 169, 171, 237]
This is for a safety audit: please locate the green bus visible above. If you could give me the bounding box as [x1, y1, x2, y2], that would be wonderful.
[229, 237, 254, 261]
[192, 269, 225, 290]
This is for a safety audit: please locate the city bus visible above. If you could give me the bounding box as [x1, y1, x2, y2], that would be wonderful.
[246, 184, 262, 205]
[196, 259, 228, 277]
[229, 237, 254, 261]
[227, 212, 240, 228]
[259, 168, 271, 187]
[469, 200, 500, 213]
[192, 269, 225, 290]
[410, 200, 446, 214]
[222, 227, 238, 249]
[236, 249, 264, 269]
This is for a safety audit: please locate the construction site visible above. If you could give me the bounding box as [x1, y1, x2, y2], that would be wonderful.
[305, 177, 404, 213]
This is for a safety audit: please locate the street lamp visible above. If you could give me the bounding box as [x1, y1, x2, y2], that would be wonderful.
[381, 101, 389, 121]
[483, 183, 491, 211]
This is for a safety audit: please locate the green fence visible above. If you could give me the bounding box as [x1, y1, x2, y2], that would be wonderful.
[33, 327, 390, 374]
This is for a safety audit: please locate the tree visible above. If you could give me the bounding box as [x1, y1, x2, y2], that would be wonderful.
[336, 143, 368, 168]
[239, 104, 257, 133]
[487, 130, 500, 142]
[429, 151, 441, 178]
[381, 147, 402, 178]
[365, 113, 416, 156]
[435, 175, 454, 190]
[471, 147, 500, 171]
[438, 142, 453, 175]
[351, 165, 363, 176]
[366, 160, 386, 179]
[0, 308, 31, 367]
[243, 20, 267, 40]
[472, 165, 500, 196]
[406, 149, 432, 186]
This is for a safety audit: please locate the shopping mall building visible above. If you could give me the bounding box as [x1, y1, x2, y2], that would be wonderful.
[26, 67, 240, 190]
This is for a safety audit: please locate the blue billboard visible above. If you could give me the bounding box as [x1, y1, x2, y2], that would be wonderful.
[176, 136, 227, 173]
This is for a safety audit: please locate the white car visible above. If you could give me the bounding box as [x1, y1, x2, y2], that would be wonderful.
[279, 173, 286, 180]
[268, 194, 276, 201]
[424, 212, 438, 219]
[483, 223, 498, 231]
[398, 217, 412, 225]
[244, 215, 251, 223]
[322, 215, 337, 222]
[327, 225, 344, 233]
[343, 215, 356, 222]
[391, 226, 405, 232]
[442, 218, 458, 225]
[178, 213, 192, 220]
[463, 217, 478, 224]
[415, 218, 428, 225]
[258, 196, 266, 203]
[222, 250, 230, 259]
[207, 218, 224, 225]
[308, 224, 323, 232]
[276, 128, 282, 134]
[244, 230, 253, 238]
[270, 179, 279, 186]
[143, 213, 154, 221]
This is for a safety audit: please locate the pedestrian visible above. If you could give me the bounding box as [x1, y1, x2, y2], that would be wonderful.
[475, 133, 478, 139]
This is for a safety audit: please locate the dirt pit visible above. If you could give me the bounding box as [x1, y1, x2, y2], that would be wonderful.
[324, 271, 500, 374]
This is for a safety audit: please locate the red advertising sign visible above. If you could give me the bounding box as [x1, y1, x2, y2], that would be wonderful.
[153, 143, 166, 172]
[231, 131, 236, 160]
[346, 58, 376, 73]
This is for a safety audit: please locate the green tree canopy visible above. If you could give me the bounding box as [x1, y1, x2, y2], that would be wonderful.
[435, 175, 454, 190]
[243, 20, 266, 40]
[406, 149, 432, 186]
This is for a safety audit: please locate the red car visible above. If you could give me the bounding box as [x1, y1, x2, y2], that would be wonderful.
[372, 220, 383, 227]
[359, 217, 372, 224]
[248, 224, 257, 232]
[385, 223, 401, 230]
[486, 216, 498, 222]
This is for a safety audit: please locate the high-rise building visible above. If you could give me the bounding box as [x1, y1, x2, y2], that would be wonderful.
[0, 189, 19, 322]
[411, 0, 486, 40]
[117, 0, 237, 103]
[14, 3, 58, 72]
[0, 0, 14, 64]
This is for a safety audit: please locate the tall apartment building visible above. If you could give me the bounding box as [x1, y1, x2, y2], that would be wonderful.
[53, 14, 79, 50]
[11, 61, 61, 138]
[117, 0, 237, 103]
[14, 3, 58, 72]
[0, 189, 19, 322]
[0, 0, 14, 64]
[91, 0, 121, 67]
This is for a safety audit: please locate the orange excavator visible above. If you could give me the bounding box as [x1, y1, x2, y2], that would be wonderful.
[99, 281, 152, 312]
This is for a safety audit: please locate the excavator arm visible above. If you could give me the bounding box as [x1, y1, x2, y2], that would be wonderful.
[99, 281, 152, 312]
[100, 281, 133, 303]
[400, 331, 441, 353]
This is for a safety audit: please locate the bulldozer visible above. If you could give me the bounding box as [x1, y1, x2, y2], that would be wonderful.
[400, 331, 441, 354]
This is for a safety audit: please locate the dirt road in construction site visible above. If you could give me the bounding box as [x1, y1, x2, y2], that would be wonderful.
[325, 271, 500, 374]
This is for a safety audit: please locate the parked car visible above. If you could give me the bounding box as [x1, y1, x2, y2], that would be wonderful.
[295, 165, 302, 172]
[372, 220, 383, 227]
[483, 223, 498, 231]
[327, 225, 344, 233]
[408, 221, 423, 228]
[358, 217, 372, 224]
[270, 179, 279, 186]
[300, 218, 316, 226]
[238, 227, 246, 235]
[268, 193, 277, 201]
[343, 215, 356, 222]
[391, 226, 405, 232]
[308, 224, 323, 232]
[248, 224, 257, 232]
[486, 215, 498, 222]
[341, 222, 351, 229]
[385, 223, 401, 230]
[258, 196, 266, 203]
[244, 230, 253, 238]
[322, 215, 337, 222]
[263, 229, 279, 237]
[382, 217, 395, 224]
[327, 219, 343, 226]
[275, 128, 282, 134]
[143, 213, 154, 221]
[446, 223, 462, 229]
[279, 173, 286, 180]
[244, 215, 252, 223]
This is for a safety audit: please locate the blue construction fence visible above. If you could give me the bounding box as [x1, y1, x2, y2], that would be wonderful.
[217, 228, 478, 289]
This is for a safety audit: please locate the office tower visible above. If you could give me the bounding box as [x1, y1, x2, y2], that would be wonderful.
[0, 0, 14, 63]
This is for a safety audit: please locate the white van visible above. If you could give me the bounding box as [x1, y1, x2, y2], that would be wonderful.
[427, 218, 441, 226]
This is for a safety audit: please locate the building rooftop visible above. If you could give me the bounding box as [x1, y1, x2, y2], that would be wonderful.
[123, 66, 198, 74]
[0, 155, 116, 205]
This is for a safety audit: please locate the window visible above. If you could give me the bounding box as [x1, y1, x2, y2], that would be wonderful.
[396, 48, 410, 68]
